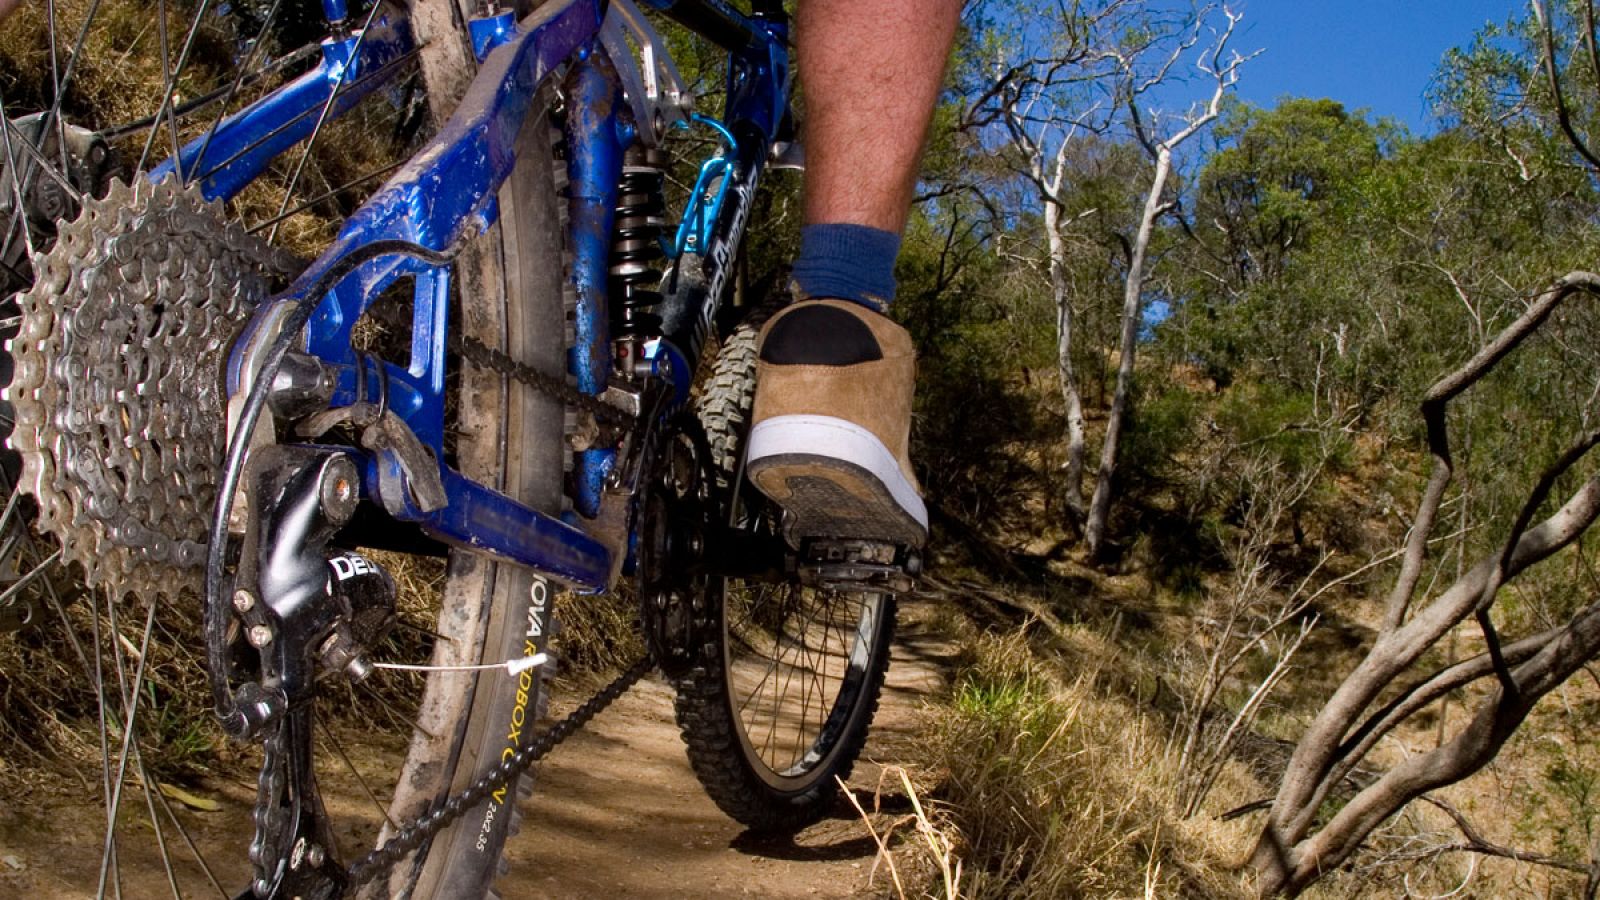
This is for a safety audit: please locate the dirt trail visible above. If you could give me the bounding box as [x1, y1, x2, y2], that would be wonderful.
[0, 598, 955, 898]
[506, 597, 956, 898]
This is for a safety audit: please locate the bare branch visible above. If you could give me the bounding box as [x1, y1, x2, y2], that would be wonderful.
[1532, 0, 1600, 172]
[1314, 626, 1564, 812]
[1251, 274, 1600, 895]
[1275, 592, 1600, 889]
[1277, 470, 1600, 849]
[1385, 272, 1600, 631]
[1420, 796, 1592, 875]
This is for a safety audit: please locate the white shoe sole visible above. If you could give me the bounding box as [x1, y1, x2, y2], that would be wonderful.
[746, 415, 927, 547]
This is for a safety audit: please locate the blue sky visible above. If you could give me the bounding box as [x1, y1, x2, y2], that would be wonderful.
[1223, 1, 1518, 131]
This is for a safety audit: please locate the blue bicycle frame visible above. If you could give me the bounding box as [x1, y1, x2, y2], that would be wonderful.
[187, 0, 791, 595]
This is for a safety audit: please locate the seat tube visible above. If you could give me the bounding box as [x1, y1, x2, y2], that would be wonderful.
[563, 48, 629, 518]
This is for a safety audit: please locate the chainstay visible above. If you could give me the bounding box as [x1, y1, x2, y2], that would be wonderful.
[346, 656, 653, 889]
[361, 301, 636, 430]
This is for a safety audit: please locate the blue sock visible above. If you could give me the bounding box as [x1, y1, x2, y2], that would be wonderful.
[791, 223, 901, 312]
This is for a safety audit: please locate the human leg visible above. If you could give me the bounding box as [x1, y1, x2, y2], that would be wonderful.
[797, 0, 961, 236]
[747, 0, 961, 550]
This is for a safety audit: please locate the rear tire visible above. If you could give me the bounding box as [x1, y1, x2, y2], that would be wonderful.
[374, 65, 570, 900]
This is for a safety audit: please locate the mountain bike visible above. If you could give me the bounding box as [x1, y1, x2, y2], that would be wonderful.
[0, 0, 920, 896]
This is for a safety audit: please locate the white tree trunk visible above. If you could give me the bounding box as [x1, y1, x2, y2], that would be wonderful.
[1085, 146, 1172, 554]
[1045, 201, 1088, 522]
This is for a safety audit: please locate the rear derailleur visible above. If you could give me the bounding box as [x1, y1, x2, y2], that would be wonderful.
[218, 445, 400, 898]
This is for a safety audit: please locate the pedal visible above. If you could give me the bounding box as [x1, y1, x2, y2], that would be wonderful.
[796, 538, 920, 593]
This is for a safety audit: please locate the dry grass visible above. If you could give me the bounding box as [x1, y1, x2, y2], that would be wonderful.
[0, 0, 236, 128]
[0, 574, 227, 797]
[910, 492, 1600, 899]
[0, 0, 417, 257]
[551, 584, 642, 676]
[920, 624, 1250, 899]
[841, 766, 963, 900]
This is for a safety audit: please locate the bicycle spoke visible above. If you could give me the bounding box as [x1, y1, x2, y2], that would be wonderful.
[804, 601, 831, 761]
[98, 44, 324, 143]
[321, 722, 402, 831]
[0, 485, 22, 544]
[190, 0, 289, 179]
[98, 592, 158, 900]
[728, 582, 880, 774]
[193, 54, 407, 186]
[0, 548, 60, 606]
[135, 750, 184, 900]
[146, 765, 231, 900]
[98, 591, 129, 900]
[248, 158, 405, 235]
[43, 564, 224, 899]
[0, 94, 36, 270]
[735, 592, 788, 718]
[793, 595, 825, 769]
[134, 0, 219, 178]
[151, 0, 177, 178]
[12, 0, 103, 247]
[359, 679, 437, 739]
[45, 0, 71, 178]
[764, 603, 805, 765]
[0, 112, 84, 205]
[787, 600, 811, 769]
[265, 0, 386, 244]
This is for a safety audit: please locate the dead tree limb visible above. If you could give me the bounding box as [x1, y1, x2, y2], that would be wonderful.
[1249, 273, 1600, 896]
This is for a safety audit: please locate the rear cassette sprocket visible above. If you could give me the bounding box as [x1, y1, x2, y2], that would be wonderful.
[6, 176, 299, 600]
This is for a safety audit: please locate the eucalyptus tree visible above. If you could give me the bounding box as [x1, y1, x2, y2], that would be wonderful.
[954, 0, 1132, 527]
[959, 0, 1250, 545]
[1081, 4, 1252, 554]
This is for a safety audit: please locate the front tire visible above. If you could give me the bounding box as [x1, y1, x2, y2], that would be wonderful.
[673, 303, 898, 831]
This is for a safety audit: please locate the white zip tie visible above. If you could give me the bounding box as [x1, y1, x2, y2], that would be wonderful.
[372, 652, 549, 676]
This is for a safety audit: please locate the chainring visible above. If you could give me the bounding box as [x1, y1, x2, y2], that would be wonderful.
[636, 414, 722, 676]
[6, 176, 299, 600]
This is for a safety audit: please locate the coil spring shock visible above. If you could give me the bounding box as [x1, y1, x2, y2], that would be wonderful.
[610, 145, 668, 376]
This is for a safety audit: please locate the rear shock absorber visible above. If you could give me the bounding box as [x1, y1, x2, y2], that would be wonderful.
[610, 145, 669, 378]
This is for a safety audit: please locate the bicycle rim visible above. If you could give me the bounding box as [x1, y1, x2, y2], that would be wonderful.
[0, 2, 568, 896]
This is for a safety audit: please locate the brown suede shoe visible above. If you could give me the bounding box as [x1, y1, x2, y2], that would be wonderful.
[747, 299, 927, 549]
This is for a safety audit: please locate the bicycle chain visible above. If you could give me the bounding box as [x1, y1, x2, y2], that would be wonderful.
[346, 656, 652, 890]
[361, 300, 637, 433]
[245, 298, 651, 893]
[328, 301, 652, 894]
[331, 299, 654, 892]
[249, 714, 292, 898]
[292, 262, 651, 895]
